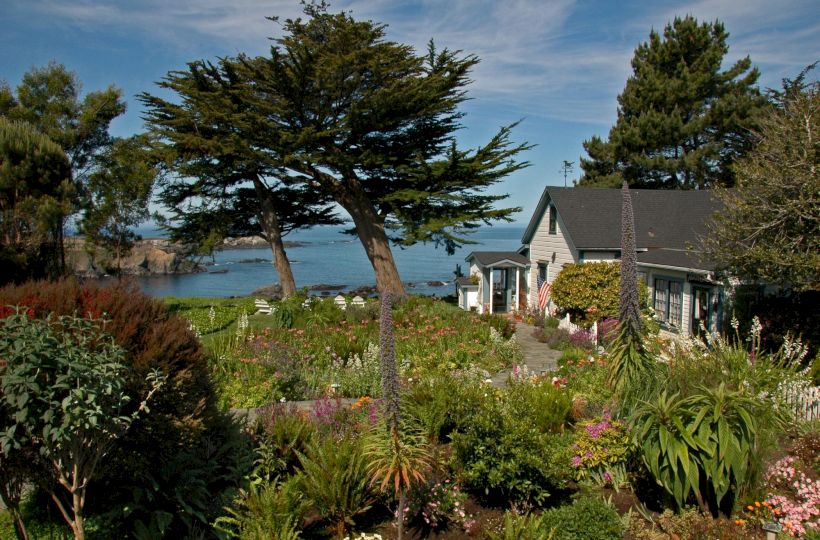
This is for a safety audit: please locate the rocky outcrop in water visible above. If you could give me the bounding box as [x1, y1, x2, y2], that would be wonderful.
[219, 236, 307, 249]
[66, 238, 205, 278]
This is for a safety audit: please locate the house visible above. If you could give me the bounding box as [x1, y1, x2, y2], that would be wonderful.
[458, 186, 724, 336]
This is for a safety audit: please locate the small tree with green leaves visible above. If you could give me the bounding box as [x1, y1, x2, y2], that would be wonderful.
[0, 312, 164, 540]
[702, 66, 819, 292]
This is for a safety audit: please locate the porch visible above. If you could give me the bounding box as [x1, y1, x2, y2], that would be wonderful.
[458, 251, 530, 314]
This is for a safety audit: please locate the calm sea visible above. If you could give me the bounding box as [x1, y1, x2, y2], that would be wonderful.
[135, 225, 526, 298]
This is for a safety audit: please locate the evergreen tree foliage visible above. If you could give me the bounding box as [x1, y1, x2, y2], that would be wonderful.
[0, 61, 125, 188]
[1, 62, 156, 276]
[80, 134, 156, 275]
[580, 17, 765, 189]
[230, 4, 531, 296]
[0, 118, 73, 283]
[702, 65, 819, 291]
[140, 59, 341, 297]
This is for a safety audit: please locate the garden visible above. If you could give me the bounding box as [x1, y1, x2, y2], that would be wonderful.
[0, 278, 819, 540]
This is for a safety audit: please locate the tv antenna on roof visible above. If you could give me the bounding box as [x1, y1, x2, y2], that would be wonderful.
[560, 160, 574, 187]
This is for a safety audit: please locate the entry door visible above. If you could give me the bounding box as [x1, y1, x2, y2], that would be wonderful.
[492, 268, 507, 311]
[691, 287, 711, 336]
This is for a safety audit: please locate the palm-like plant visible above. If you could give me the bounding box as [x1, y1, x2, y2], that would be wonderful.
[631, 384, 763, 515]
[296, 438, 376, 539]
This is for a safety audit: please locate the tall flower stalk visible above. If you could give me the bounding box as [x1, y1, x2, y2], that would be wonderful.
[608, 182, 656, 409]
[379, 293, 400, 430]
[619, 181, 642, 342]
[366, 294, 430, 540]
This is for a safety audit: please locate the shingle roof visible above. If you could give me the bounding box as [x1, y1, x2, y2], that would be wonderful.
[522, 187, 721, 271]
[455, 276, 478, 286]
[466, 251, 530, 266]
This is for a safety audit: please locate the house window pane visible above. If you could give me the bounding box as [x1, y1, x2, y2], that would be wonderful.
[654, 278, 668, 320]
[549, 206, 557, 234]
[669, 281, 682, 327]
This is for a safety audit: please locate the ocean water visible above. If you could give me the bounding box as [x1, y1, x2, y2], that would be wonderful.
[136, 225, 526, 298]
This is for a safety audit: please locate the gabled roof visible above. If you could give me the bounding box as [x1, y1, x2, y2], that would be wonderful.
[522, 187, 721, 270]
[466, 251, 530, 267]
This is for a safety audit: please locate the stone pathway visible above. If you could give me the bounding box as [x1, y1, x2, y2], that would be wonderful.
[489, 322, 562, 388]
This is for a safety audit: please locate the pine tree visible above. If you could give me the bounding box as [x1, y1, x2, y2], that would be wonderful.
[580, 16, 765, 189]
[0, 118, 73, 283]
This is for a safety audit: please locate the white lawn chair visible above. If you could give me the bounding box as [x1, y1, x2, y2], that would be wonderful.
[351, 295, 365, 307]
[254, 299, 272, 315]
[334, 294, 347, 310]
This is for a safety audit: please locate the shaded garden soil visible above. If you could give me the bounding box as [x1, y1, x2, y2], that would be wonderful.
[372, 496, 506, 539]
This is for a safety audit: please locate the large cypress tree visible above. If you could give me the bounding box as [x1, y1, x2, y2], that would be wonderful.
[579, 16, 766, 189]
[140, 60, 341, 297]
[236, 5, 531, 297]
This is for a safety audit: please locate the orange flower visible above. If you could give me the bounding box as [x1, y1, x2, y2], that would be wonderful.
[755, 501, 761, 508]
[747, 505, 755, 511]
[735, 519, 746, 526]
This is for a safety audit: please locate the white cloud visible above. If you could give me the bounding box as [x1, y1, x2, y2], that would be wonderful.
[20, 0, 819, 126]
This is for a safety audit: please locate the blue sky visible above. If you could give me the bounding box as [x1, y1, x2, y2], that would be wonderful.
[2, 0, 818, 224]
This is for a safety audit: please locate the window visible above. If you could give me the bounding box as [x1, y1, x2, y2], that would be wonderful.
[548, 205, 557, 234]
[653, 278, 683, 328]
[538, 263, 549, 281]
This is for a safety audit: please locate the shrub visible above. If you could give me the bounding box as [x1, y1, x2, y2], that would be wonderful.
[540, 496, 624, 540]
[405, 478, 473, 534]
[0, 312, 163, 540]
[506, 378, 572, 434]
[569, 328, 595, 350]
[253, 403, 317, 478]
[551, 262, 647, 324]
[450, 381, 574, 505]
[546, 328, 571, 349]
[551, 262, 620, 324]
[0, 278, 246, 536]
[571, 414, 631, 487]
[485, 511, 552, 540]
[214, 476, 308, 540]
[626, 508, 754, 540]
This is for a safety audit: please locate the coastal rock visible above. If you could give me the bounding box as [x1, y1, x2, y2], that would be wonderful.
[309, 283, 347, 291]
[426, 280, 448, 287]
[250, 283, 284, 300]
[66, 237, 205, 277]
[219, 236, 306, 249]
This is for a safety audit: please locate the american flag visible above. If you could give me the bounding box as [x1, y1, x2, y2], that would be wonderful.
[537, 275, 551, 311]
